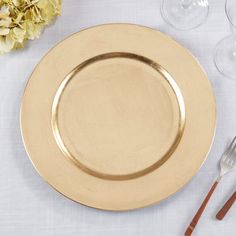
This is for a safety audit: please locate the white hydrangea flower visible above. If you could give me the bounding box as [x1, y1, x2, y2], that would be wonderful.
[0, 0, 61, 54]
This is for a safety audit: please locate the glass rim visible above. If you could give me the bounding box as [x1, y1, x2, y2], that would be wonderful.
[214, 34, 236, 81]
[225, 0, 236, 30]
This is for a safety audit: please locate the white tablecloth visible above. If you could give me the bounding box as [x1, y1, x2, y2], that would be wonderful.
[0, 1, 235, 235]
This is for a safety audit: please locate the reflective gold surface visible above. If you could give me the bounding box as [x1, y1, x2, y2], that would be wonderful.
[52, 52, 185, 180]
[20, 24, 216, 211]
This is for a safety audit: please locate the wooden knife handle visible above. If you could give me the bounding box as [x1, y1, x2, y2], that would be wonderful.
[185, 181, 219, 236]
[216, 191, 236, 220]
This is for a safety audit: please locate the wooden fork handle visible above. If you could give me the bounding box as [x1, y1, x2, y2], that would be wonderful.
[185, 181, 219, 236]
[216, 191, 236, 220]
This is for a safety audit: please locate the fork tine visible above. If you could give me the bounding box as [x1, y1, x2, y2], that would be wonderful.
[231, 147, 236, 161]
[228, 136, 236, 149]
[225, 136, 236, 157]
[219, 136, 236, 177]
[229, 137, 236, 159]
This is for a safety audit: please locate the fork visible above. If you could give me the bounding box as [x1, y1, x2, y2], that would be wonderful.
[185, 136, 236, 236]
[216, 191, 236, 220]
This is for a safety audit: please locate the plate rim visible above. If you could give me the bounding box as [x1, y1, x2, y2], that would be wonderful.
[20, 23, 217, 211]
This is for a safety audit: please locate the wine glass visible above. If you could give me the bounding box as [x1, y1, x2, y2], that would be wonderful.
[161, 0, 209, 30]
[214, 0, 236, 81]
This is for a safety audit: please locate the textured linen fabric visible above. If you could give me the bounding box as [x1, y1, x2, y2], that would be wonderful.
[0, 1, 235, 235]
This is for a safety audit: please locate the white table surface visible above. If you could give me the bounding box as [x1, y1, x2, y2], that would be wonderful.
[0, 1, 235, 235]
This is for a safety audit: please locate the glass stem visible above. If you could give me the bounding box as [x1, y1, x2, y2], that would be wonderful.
[181, 0, 193, 9]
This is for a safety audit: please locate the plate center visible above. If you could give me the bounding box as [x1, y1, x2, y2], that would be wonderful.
[52, 53, 185, 180]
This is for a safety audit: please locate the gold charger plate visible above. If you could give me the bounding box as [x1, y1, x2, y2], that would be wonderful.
[20, 24, 216, 211]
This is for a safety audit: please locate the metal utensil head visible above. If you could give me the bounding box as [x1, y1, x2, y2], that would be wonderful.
[220, 136, 236, 176]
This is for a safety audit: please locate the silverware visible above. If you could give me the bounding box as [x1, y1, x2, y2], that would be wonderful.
[216, 191, 236, 220]
[185, 136, 236, 236]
